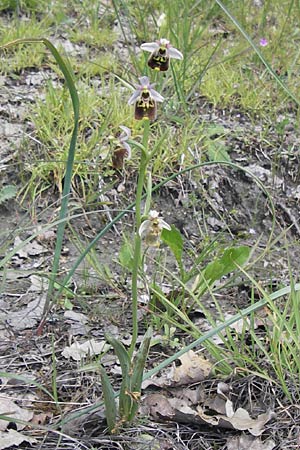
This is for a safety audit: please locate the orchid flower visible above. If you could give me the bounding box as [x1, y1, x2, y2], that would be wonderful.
[140, 38, 183, 72]
[112, 126, 131, 169]
[139, 210, 171, 247]
[128, 76, 164, 120]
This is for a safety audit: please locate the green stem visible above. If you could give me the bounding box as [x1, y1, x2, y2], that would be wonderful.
[129, 120, 150, 358]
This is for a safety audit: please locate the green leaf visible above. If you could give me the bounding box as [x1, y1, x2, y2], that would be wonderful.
[128, 327, 152, 421]
[207, 141, 231, 162]
[204, 245, 250, 284]
[100, 366, 117, 433]
[131, 327, 152, 392]
[161, 225, 183, 266]
[119, 241, 134, 270]
[206, 124, 226, 137]
[104, 334, 131, 420]
[104, 334, 130, 376]
[0, 185, 17, 204]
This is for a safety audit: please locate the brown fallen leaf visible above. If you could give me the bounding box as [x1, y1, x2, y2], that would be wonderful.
[143, 393, 275, 436]
[0, 397, 33, 431]
[197, 403, 275, 436]
[227, 433, 276, 450]
[143, 350, 212, 389]
[1, 295, 46, 330]
[13, 236, 48, 258]
[203, 394, 227, 415]
[143, 394, 212, 426]
[0, 429, 37, 450]
[31, 412, 52, 426]
[142, 393, 176, 422]
[171, 350, 212, 385]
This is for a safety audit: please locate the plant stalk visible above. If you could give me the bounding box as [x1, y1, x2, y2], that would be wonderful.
[129, 120, 150, 358]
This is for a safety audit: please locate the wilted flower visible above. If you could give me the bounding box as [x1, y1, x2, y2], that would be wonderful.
[112, 126, 131, 169]
[139, 210, 171, 247]
[259, 38, 268, 47]
[128, 76, 164, 120]
[140, 38, 183, 72]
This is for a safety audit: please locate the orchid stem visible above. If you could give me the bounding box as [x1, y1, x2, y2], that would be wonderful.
[129, 119, 150, 358]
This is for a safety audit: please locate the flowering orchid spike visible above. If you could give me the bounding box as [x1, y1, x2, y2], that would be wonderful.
[140, 38, 183, 72]
[128, 76, 164, 121]
[139, 210, 171, 247]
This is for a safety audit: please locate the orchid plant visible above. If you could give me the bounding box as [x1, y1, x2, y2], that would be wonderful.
[100, 38, 183, 433]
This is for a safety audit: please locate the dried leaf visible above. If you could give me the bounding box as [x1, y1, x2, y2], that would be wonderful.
[171, 350, 212, 385]
[229, 408, 275, 436]
[143, 393, 275, 436]
[62, 339, 110, 360]
[14, 236, 48, 258]
[31, 412, 52, 426]
[227, 433, 276, 450]
[197, 404, 275, 436]
[64, 310, 88, 324]
[143, 393, 175, 421]
[204, 395, 227, 415]
[0, 295, 46, 330]
[0, 430, 36, 449]
[0, 397, 33, 431]
[217, 382, 231, 397]
[28, 275, 49, 292]
[142, 350, 212, 389]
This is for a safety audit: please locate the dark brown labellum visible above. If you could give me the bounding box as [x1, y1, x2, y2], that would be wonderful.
[148, 48, 169, 71]
[112, 148, 128, 169]
[134, 92, 157, 120]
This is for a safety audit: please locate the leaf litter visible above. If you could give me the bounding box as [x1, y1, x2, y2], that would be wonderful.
[142, 353, 275, 437]
[0, 396, 37, 449]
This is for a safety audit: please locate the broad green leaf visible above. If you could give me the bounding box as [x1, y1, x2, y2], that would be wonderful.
[100, 366, 117, 433]
[131, 327, 152, 392]
[128, 327, 152, 421]
[207, 141, 231, 162]
[204, 245, 250, 283]
[119, 241, 134, 270]
[161, 225, 183, 266]
[104, 334, 131, 420]
[104, 334, 130, 377]
[0, 185, 17, 204]
[206, 124, 226, 137]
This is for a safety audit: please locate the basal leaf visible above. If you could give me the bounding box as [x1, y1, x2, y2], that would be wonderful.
[204, 245, 250, 283]
[100, 366, 117, 433]
[0, 185, 17, 204]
